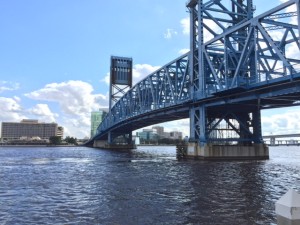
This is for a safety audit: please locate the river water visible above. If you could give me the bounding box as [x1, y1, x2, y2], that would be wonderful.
[0, 145, 299, 225]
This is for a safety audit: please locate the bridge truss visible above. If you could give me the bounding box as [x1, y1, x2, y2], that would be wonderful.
[189, 0, 300, 145]
[96, 53, 190, 142]
[92, 0, 300, 148]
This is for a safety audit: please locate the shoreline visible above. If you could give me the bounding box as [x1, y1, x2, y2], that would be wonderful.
[0, 144, 80, 147]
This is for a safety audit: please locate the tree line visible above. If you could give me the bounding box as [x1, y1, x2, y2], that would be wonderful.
[49, 136, 78, 145]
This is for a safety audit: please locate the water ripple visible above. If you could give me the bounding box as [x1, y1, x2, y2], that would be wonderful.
[0, 146, 299, 224]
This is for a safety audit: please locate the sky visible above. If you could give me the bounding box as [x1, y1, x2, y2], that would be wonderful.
[0, 0, 299, 139]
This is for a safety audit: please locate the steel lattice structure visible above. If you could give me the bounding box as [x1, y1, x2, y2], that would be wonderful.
[90, 0, 300, 146]
[189, 0, 300, 145]
[95, 54, 190, 142]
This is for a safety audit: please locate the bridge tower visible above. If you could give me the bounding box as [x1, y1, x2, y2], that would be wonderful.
[108, 56, 133, 146]
[187, 0, 269, 159]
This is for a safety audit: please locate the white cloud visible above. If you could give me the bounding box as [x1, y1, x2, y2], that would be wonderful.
[29, 104, 58, 123]
[102, 64, 160, 86]
[0, 97, 24, 122]
[25, 80, 107, 114]
[101, 72, 110, 85]
[278, 0, 298, 24]
[0, 81, 20, 93]
[262, 109, 300, 135]
[203, 19, 223, 41]
[133, 64, 160, 84]
[180, 16, 223, 42]
[164, 28, 178, 39]
[178, 48, 190, 55]
[25, 80, 108, 138]
[180, 17, 190, 35]
[60, 117, 91, 138]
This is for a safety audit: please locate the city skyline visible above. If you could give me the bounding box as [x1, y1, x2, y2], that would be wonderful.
[1, 0, 299, 138]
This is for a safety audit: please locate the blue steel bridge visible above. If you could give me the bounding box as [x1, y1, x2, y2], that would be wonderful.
[88, 0, 300, 159]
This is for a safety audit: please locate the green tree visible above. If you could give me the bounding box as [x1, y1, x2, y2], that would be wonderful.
[64, 136, 78, 145]
[49, 136, 61, 145]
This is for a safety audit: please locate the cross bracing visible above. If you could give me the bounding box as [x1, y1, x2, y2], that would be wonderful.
[91, 0, 300, 145]
[197, 0, 300, 96]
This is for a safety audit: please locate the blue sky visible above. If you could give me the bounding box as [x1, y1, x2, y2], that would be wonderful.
[0, 0, 298, 138]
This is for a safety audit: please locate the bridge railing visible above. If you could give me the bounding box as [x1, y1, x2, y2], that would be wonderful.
[95, 53, 190, 136]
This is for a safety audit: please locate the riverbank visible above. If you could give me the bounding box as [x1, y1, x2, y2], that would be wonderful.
[0, 144, 79, 147]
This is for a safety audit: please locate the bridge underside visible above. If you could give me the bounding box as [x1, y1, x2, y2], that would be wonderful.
[92, 104, 190, 142]
[188, 77, 300, 159]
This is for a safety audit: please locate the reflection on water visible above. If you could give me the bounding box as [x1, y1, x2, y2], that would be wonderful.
[0, 146, 299, 224]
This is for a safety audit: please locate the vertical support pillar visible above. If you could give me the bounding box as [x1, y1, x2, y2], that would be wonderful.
[128, 133, 133, 145]
[108, 131, 113, 144]
[237, 112, 252, 145]
[187, 0, 206, 147]
[189, 107, 196, 141]
[270, 137, 276, 146]
[252, 107, 263, 144]
[108, 56, 133, 145]
[190, 104, 207, 144]
[185, 0, 268, 159]
[199, 105, 207, 145]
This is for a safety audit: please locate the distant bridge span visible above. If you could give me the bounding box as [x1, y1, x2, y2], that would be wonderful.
[263, 133, 300, 145]
[88, 0, 300, 159]
[263, 134, 300, 139]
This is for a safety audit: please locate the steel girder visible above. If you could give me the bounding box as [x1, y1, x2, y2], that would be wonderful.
[95, 53, 190, 138]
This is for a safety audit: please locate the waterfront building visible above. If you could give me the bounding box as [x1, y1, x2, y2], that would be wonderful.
[152, 126, 164, 137]
[137, 128, 159, 142]
[1, 119, 63, 141]
[170, 131, 183, 140]
[163, 132, 171, 139]
[136, 126, 183, 142]
[56, 126, 64, 138]
[91, 109, 108, 138]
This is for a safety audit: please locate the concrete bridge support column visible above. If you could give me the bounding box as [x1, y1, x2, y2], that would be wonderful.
[105, 131, 135, 149]
[186, 142, 269, 160]
[188, 104, 269, 160]
[270, 137, 276, 145]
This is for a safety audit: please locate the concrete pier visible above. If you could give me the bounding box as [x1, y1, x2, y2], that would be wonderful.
[186, 142, 269, 160]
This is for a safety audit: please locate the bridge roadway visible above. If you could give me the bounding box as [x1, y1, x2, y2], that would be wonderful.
[263, 134, 300, 139]
[88, 0, 300, 159]
[263, 133, 300, 146]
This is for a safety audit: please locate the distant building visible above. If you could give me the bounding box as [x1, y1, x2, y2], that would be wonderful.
[136, 126, 183, 142]
[56, 126, 64, 138]
[152, 126, 164, 137]
[91, 109, 108, 138]
[163, 132, 171, 139]
[170, 131, 183, 140]
[1, 119, 63, 141]
[137, 128, 159, 142]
